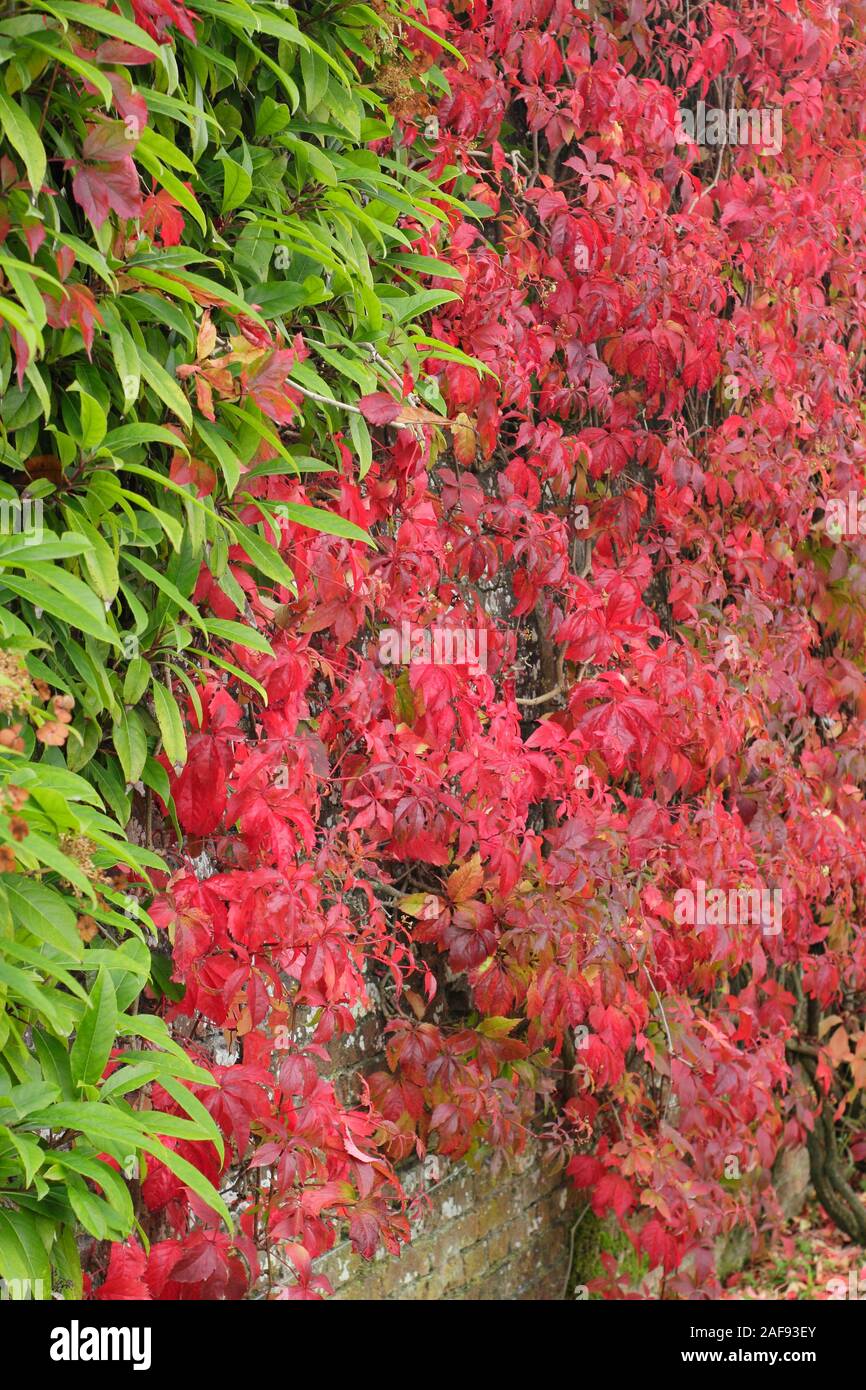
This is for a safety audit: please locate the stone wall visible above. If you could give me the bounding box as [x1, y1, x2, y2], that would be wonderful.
[313, 1148, 579, 1301]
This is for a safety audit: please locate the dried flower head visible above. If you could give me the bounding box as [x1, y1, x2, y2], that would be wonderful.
[0, 650, 34, 717]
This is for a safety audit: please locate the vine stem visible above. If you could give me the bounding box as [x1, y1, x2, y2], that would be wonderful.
[289, 379, 419, 433]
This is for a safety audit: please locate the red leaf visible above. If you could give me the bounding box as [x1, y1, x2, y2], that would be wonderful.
[95, 1241, 152, 1301]
[170, 451, 216, 497]
[358, 392, 402, 425]
[172, 735, 228, 832]
[71, 159, 142, 229]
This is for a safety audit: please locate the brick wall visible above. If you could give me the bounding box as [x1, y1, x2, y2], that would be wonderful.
[313, 1148, 579, 1301]
[277, 981, 581, 1300]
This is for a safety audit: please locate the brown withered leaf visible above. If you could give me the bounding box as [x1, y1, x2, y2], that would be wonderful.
[77, 915, 99, 943]
[25, 455, 63, 485]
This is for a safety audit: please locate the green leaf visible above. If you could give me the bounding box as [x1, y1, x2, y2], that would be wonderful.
[229, 516, 297, 594]
[142, 754, 172, 809]
[158, 1075, 224, 1164]
[137, 1132, 231, 1228]
[111, 707, 148, 784]
[53, 1151, 133, 1233]
[271, 500, 373, 545]
[22, 36, 114, 107]
[102, 423, 182, 453]
[0, 89, 46, 195]
[1, 877, 82, 958]
[219, 154, 253, 214]
[38, 1, 161, 56]
[138, 348, 193, 430]
[124, 553, 207, 631]
[300, 46, 329, 112]
[123, 656, 151, 705]
[203, 618, 273, 654]
[70, 970, 117, 1088]
[0, 1209, 51, 1296]
[392, 252, 465, 282]
[74, 390, 107, 451]
[62, 516, 119, 605]
[115, 1015, 214, 1079]
[0, 568, 118, 646]
[195, 417, 242, 496]
[349, 411, 372, 479]
[151, 678, 187, 767]
[51, 1224, 83, 1300]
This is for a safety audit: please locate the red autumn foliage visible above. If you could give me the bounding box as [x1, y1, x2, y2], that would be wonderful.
[92, 0, 866, 1299]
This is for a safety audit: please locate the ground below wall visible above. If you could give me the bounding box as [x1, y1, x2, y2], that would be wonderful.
[312, 1148, 579, 1300]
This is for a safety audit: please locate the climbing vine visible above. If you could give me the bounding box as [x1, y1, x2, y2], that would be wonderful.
[3, 0, 866, 1302]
